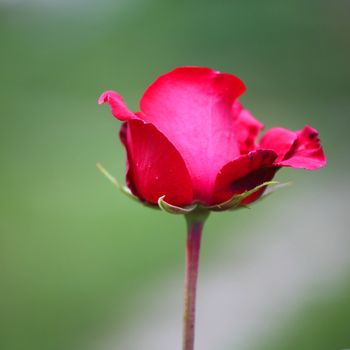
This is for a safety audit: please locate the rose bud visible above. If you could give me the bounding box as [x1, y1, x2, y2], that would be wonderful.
[99, 67, 326, 213]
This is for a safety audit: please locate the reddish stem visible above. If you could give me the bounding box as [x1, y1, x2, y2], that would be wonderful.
[182, 213, 208, 350]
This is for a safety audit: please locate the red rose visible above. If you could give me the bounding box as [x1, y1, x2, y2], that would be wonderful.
[99, 67, 326, 207]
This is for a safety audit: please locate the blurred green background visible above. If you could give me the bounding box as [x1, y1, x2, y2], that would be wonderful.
[1, 0, 349, 349]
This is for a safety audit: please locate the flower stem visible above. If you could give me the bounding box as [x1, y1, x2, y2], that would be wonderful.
[183, 211, 209, 350]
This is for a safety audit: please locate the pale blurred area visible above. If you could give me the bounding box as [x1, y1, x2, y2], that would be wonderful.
[1, 0, 349, 349]
[95, 181, 350, 350]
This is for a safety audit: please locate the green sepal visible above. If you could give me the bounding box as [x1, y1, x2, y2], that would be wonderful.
[205, 181, 279, 212]
[97, 162, 290, 215]
[158, 196, 198, 215]
[259, 181, 292, 200]
[96, 162, 138, 202]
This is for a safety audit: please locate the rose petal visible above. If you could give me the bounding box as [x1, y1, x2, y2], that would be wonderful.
[260, 125, 326, 170]
[233, 102, 264, 154]
[99, 90, 138, 121]
[260, 127, 297, 162]
[120, 120, 193, 206]
[139, 66, 246, 203]
[212, 150, 278, 205]
[280, 125, 326, 170]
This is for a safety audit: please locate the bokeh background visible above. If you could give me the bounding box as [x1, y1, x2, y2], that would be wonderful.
[1, 0, 349, 349]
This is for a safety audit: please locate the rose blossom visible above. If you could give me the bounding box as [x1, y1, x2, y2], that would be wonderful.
[98, 66, 326, 350]
[99, 66, 326, 208]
